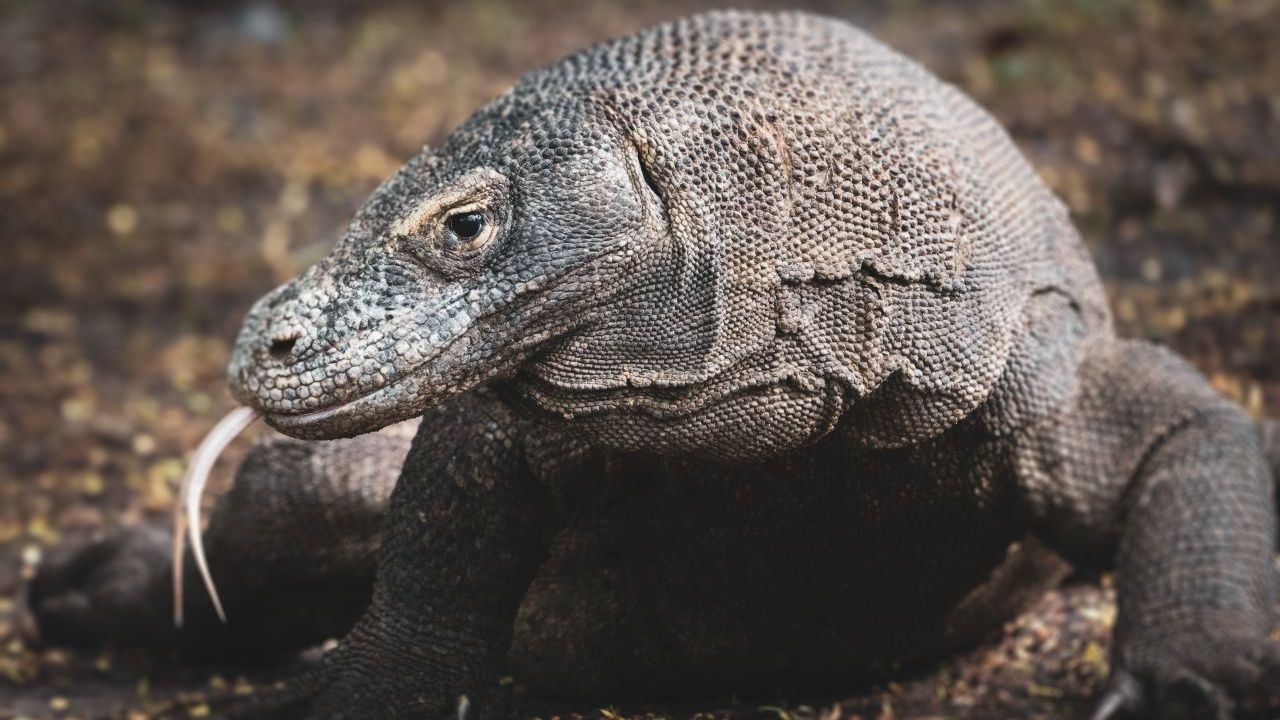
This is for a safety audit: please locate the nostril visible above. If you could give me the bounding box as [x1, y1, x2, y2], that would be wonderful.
[268, 334, 298, 359]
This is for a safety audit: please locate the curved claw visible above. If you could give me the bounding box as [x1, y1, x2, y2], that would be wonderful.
[172, 406, 259, 627]
[1091, 672, 1143, 720]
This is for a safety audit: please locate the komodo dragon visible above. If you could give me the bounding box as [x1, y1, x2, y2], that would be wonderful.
[26, 10, 1280, 720]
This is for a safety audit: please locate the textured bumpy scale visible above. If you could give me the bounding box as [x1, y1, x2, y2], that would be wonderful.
[27, 11, 1280, 720]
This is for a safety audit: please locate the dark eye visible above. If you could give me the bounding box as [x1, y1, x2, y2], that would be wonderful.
[447, 212, 485, 241]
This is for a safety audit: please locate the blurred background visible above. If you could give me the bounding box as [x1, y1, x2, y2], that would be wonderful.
[1, 0, 1276, 718]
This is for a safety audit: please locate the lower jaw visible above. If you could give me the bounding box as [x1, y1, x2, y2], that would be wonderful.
[262, 375, 428, 440]
[266, 404, 362, 437]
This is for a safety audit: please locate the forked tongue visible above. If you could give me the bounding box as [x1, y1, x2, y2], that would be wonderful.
[172, 406, 259, 627]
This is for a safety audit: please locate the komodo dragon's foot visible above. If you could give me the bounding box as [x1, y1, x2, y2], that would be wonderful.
[24, 525, 178, 651]
[1093, 633, 1280, 720]
[204, 672, 494, 720]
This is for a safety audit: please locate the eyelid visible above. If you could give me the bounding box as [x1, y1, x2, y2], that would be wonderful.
[448, 238, 490, 254]
[444, 202, 488, 219]
[389, 167, 509, 271]
[390, 167, 508, 240]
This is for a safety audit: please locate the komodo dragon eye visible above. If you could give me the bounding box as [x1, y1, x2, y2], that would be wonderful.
[442, 210, 493, 253]
[447, 212, 485, 241]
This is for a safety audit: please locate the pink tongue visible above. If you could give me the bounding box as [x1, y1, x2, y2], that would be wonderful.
[172, 406, 259, 627]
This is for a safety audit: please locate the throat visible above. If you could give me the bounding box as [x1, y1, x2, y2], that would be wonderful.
[502, 370, 850, 462]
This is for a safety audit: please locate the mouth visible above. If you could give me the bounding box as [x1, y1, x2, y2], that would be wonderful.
[262, 369, 429, 439]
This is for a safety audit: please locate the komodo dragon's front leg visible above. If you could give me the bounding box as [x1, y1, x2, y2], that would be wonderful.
[1018, 338, 1280, 719]
[230, 389, 565, 720]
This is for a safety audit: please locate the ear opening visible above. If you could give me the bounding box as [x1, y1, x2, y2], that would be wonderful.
[638, 152, 662, 198]
[627, 138, 668, 218]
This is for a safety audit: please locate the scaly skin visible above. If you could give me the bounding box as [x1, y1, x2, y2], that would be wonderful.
[28, 11, 1280, 719]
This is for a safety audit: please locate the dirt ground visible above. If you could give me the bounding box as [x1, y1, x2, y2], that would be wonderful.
[1, 0, 1277, 718]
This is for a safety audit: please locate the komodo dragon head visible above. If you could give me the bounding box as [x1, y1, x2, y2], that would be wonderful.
[228, 11, 1054, 460]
